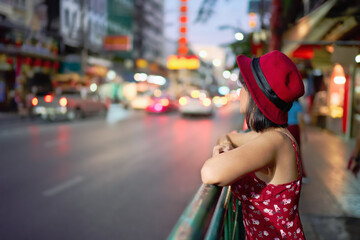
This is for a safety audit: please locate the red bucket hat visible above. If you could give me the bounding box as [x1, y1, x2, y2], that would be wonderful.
[236, 50, 304, 125]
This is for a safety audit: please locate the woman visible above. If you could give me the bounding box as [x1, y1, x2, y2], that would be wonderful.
[348, 128, 360, 177]
[287, 99, 309, 180]
[201, 51, 306, 239]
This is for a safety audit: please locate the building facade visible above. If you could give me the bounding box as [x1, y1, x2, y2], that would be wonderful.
[0, 0, 59, 111]
[133, 0, 165, 75]
[279, 0, 360, 138]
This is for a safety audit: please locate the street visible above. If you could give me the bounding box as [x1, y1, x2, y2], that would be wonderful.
[0, 103, 243, 240]
[2, 103, 360, 240]
[1, 0, 359, 239]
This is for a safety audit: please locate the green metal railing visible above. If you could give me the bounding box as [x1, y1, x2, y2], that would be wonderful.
[168, 184, 245, 240]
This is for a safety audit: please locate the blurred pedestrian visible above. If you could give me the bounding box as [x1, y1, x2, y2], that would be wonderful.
[201, 51, 306, 239]
[347, 128, 360, 177]
[287, 99, 309, 182]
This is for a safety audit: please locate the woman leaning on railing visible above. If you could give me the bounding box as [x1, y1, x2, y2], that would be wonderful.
[167, 184, 244, 240]
[169, 51, 308, 239]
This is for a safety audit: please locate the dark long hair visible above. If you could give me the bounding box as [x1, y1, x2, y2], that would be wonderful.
[238, 73, 287, 132]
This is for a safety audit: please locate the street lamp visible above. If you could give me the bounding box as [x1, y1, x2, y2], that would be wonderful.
[234, 32, 244, 41]
[107, 70, 116, 81]
[199, 50, 207, 58]
[219, 25, 246, 41]
[356, 54, 360, 63]
[222, 70, 231, 79]
[212, 59, 221, 67]
[230, 73, 238, 81]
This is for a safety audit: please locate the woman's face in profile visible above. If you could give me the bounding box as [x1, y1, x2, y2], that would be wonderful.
[237, 74, 250, 114]
[239, 88, 250, 114]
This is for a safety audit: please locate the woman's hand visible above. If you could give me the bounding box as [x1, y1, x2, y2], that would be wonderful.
[212, 141, 233, 156]
[347, 155, 360, 178]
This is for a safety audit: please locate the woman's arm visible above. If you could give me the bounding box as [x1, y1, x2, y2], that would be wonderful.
[201, 132, 277, 186]
[297, 112, 307, 142]
[225, 131, 259, 147]
[353, 129, 360, 158]
[217, 134, 232, 145]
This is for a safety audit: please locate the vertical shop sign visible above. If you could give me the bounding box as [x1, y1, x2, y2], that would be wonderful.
[178, 0, 188, 56]
[343, 75, 349, 134]
[0, 81, 5, 103]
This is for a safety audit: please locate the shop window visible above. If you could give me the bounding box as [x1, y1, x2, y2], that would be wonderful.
[354, 68, 360, 115]
[327, 64, 346, 118]
[65, 9, 70, 27]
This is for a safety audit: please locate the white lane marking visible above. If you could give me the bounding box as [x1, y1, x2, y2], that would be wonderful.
[43, 138, 67, 147]
[43, 176, 84, 197]
[0, 128, 28, 138]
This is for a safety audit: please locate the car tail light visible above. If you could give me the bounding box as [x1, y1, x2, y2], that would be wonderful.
[59, 97, 67, 107]
[149, 99, 156, 106]
[154, 103, 163, 112]
[31, 97, 38, 106]
[221, 97, 228, 105]
[191, 90, 200, 99]
[201, 98, 212, 107]
[44, 95, 53, 103]
[160, 99, 169, 107]
[179, 97, 188, 106]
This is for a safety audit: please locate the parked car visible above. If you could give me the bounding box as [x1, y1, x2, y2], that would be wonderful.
[178, 90, 214, 116]
[130, 91, 152, 110]
[32, 89, 107, 121]
[145, 94, 178, 113]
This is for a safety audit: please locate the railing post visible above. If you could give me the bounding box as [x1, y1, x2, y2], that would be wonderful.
[168, 185, 245, 240]
[204, 186, 231, 240]
[167, 184, 222, 240]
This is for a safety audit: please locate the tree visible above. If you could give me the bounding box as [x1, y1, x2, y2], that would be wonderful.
[196, 0, 306, 51]
[195, 0, 222, 23]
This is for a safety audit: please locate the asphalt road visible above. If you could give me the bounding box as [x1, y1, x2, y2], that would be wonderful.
[0, 103, 243, 240]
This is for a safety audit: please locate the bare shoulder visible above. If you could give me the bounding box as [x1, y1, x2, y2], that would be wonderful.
[254, 129, 295, 151]
[255, 129, 299, 184]
[227, 131, 260, 147]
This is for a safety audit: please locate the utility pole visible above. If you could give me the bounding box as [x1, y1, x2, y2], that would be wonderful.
[259, 0, 265, 30]
[269, 0, 282, 51]
[80, 0, 88, 75]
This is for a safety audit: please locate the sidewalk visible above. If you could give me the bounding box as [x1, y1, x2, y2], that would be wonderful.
[0, 111, 22, 122]
[299, 127, 360, 240]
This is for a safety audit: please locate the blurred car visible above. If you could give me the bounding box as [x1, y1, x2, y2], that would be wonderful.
[178, 90, 214, 116]
[32, 89, 107, 121]
[130, 91, 152, 110]
[145, 94, 178, 113]
[212, 96, 229, 108]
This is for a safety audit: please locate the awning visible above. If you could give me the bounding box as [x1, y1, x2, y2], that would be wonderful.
[324, 16, 359, 42]
[281, 0, 337, 55]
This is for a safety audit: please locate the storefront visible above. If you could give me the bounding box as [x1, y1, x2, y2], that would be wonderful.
[325, 63, 347, 135]
[280, 0, 360, 138]
[324, 47, 359, 138]
[351, 64, 360, 137]
[0, 22, 60, 112]
[0, 55, 16, 111]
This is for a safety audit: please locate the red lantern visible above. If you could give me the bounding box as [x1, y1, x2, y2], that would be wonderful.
[179, 37, 187, 44]
[53, 62, 59, 70]
[178, 47, 188, 55]
[180, 6, 187, 12]
[15, 39, 22, 48]
[180, 27, 187, 33]
[179, 16, 187, 23]
[43, 61, 51, 68]
[23, 57, 32, 65]
[33, 59, 42, 67]
[6, 57, 14, 65]
[292, 45, 319, 60]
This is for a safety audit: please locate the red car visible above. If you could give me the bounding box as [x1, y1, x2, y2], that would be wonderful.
[145, 94, 177, 113]
[32, 89, 107, 121]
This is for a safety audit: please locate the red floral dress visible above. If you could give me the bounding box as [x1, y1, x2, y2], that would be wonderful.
[231, 133, 305, 240]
